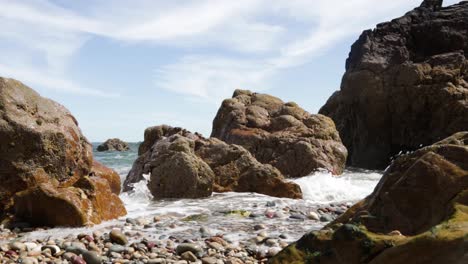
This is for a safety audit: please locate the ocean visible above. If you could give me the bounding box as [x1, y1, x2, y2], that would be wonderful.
[22, 143, 382, 246]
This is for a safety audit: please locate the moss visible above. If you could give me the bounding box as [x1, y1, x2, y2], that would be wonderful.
[222, 210, 250, 217]
[181, 214, 209, 222]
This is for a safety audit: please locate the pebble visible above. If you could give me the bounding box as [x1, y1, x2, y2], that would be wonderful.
[110, 229, 128, 245]
[253, 224, 266, 231]
[71, 256, 86, 264]
[109, 244, 127, 253]
[176, 243, 203, 256]
[289, 213, 306, 220]
[308, 211, 320, 221]
[10, 241, 26, 251]
[320, 214, 334, 222]
[181, 251, 198, 262]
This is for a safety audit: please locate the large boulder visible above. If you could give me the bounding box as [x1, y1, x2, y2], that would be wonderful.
[96, 138, 129, 152]
[124, 125, 302, 199]
[211, 90, 347, 178]
[147, 134, 214, 199]
[0, 77, 92, 213]
[0, 77, 126, 225]
[270, 132, 468, 264]
[319, 0, 468, 169]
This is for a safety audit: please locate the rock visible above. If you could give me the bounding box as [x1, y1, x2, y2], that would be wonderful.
[201, 257, 219, 264]
[146, 134, 214, 199]
[319, 1, 468, 169]
[124, 125, 302, 199]
[289, 213, 306, 220]
[109, 229, 128, 245]
[14, 176, 126, 227]
[96, 138, 129, 152]
[0, 77, 92, 214]
[181, 251, 198, 262]
[90, 161, 121, 195]
[10, 241, 26, 251]
[319, 214, 333, 222]
[71, 256, 86, 264]
[270, 132, 468, 264]
[0, 77, 126, 226]
[211, 90, 347, 177]
[307, 212, 319, 221]
[19, 257, 39, 264]
[176, 243, 203, 256]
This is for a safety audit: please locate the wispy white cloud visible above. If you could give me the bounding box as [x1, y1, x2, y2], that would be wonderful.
[0, 0, 460, 99]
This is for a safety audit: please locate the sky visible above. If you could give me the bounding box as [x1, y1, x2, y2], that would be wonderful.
[0, 0, 459, 142]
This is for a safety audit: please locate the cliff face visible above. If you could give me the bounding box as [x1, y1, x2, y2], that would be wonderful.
[320, 0, 468, 169]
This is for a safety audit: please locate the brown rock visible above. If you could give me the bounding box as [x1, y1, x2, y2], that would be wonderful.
[96, 138, 129, 152]
[211, 90, 347, 178]
[90, 161, 121, 195]
[147, 134, 214, 199]
[123, 125, 202, 191]
[125, 125, 302, 199]
[196, 138, 302, 199]
[0, 77, 126, 226]
[14, 176, 126, 227]
[270, 132, 468, 264]
[0, 77, 92, 213]
[319, 1, 468, 169]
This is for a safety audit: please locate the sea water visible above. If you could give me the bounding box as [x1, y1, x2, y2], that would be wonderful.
[22, 143, 382, 245]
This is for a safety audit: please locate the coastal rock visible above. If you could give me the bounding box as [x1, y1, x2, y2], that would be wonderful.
[90, 161, 121, 194]
[123, 125, 202, 191]
[319, 0, 468, 169]
[13, 176, 126, 227]
[147, 134, 214, 199]
[211, 90, 347, 177]
[0, 77, 126, 226]
[0, 77, 93, 213]
[125, 125, 302, 199]
[196, 138, 302, 199]
[96, 138, 129, 152]
[270, 132, 468, 264]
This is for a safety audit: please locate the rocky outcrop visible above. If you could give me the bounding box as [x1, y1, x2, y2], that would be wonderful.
[0, 77, 126, 226]
[96, 138, 129, 152]
[124, 125, 302, 199]
[270, 132, 468, 264]
[211, 90, 347, 178]
[319, 0, 468, 169]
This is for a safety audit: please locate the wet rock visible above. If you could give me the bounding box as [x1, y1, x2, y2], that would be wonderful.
[211, 90, 347, 177]
[319, 214, 334, 222]
[125, 125, 302, 199]
[271, 131, 468, 264]
[110, 229, 128, 245]
[181, 251, 198, 262]
[176, 243, 203, 256]
[97, 138, 129, 152]
[307, 211, 319, 221]
[90, 161, 122, 195]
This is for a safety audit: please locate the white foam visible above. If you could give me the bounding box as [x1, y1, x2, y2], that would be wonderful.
[292, 170, 382, 204]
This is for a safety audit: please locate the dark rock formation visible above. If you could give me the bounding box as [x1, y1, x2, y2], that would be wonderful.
[319, 0, 468, 169]
[0, 77, 126, 225]
[96, 138, 129, 152]
[124, 125, 302, 199]
[270, 132, 468, 264]
[211, 90, 347, 178]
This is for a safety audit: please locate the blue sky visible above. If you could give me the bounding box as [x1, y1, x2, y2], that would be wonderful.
[0, 0, 459, 142]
